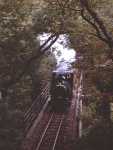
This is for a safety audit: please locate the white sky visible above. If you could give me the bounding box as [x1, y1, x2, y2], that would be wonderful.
[38, 33, 76, 65]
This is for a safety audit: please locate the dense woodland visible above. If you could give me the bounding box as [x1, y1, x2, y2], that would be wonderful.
[0, 0, 113, 150]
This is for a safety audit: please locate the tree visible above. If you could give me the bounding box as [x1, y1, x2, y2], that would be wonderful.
[0, 1, 59, 149]
[44, 0, 113, 124]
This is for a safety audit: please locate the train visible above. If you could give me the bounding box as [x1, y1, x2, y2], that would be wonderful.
[50, 68, 74, 109]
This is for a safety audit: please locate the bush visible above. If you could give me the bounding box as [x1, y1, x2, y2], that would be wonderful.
[75, 121, 113, 150]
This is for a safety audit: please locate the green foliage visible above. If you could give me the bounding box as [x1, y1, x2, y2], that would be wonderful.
[0, 102, 24, 150]
[38, 53, 56, 82]
[75, 122, 113, 150]
[0, 0, 113, 149]
[0, 0, 58, 148]
[0, 0, 39, 149]
[95, 66, 113, 92]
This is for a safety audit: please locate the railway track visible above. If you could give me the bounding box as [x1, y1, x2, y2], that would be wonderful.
[36, 112, 65, 150]
[22, 92, 78, 150]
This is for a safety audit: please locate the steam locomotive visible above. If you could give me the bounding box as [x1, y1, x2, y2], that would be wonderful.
[50, 69, 74, 109]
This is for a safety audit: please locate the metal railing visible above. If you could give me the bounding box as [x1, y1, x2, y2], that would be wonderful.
[24, 83, 50, 134]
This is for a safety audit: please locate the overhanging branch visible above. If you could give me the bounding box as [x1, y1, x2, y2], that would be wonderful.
[1, 33, 59, 89]
[80, 0, 113, 46]
[80, 8, 108, 44]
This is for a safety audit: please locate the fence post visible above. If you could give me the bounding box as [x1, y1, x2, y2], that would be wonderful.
[76, 71, 83, 138]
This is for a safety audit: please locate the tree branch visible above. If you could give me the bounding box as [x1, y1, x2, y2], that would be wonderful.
[1, 34, 59, 89]
[80, 0, 113, 59]
[56, 0, 64, 9]
[80, 8, 108, 44]
[80, 0, 113, 46]
[64, 0, 70, 7]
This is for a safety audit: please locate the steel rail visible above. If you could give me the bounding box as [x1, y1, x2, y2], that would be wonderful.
[36, 113, 64, 150]
[52, 115, 64, 150]
[36, 113, 54, 150]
